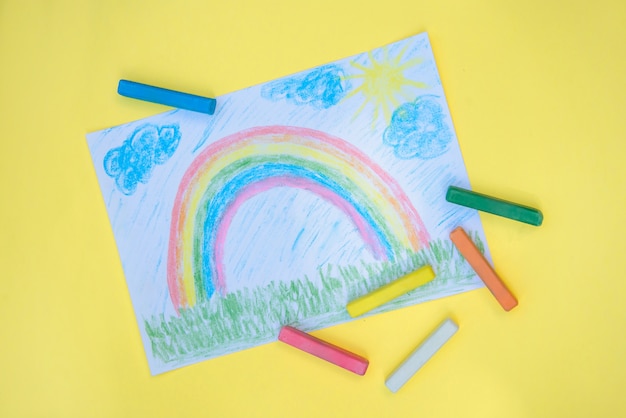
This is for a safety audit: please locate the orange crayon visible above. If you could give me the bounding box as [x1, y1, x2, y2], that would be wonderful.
[450, 227, 518, 311]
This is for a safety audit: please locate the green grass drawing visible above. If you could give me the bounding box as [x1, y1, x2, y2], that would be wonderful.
[144, 234, 485, 366]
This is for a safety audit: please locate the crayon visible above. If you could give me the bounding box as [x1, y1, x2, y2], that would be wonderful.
[346, 266, 435, 318]
[117, 79, 216, 114]
[385, 318, 458, 393]
[446, 186, 543, 226]
[450, 226, 518, 311]
[278, 326, 369, 375]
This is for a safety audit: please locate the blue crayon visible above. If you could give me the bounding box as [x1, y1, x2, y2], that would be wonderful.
[117, 80, 217, 115]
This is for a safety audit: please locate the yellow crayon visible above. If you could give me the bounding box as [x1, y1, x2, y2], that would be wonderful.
[346, 265, 436, 318]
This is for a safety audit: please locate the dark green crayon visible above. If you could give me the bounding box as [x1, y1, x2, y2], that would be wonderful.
[446, 186, 543, 226]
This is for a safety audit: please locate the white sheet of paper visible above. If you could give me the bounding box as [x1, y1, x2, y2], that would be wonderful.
[87, 32, 488, 375]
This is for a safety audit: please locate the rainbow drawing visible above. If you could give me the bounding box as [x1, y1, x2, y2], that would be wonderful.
[167, 126, 430, 311]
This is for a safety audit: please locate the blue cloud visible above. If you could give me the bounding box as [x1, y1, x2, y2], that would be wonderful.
[383, 95, 453, 159]
[103, 124, 181, 195]
[261, 64, 349, 109]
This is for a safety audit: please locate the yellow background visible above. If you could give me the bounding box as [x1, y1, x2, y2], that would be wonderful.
[1, 1, 625, 416]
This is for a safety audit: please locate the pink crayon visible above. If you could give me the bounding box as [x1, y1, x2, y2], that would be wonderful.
[278, 326, 369, 375]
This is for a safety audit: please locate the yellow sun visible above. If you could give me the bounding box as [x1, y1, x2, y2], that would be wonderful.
[343, 44, 426, 124]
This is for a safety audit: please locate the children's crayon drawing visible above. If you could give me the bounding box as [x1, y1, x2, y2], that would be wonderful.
[87, 32, 490, 375]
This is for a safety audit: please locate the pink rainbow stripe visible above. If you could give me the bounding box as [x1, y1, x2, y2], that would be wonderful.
[168, 126, 430, 309]
[213, 175, 387, 294]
